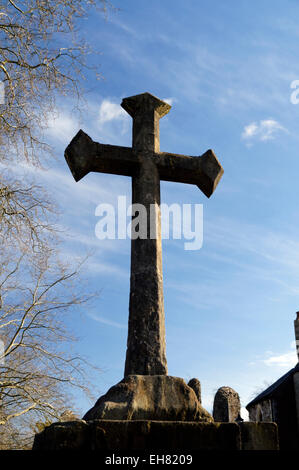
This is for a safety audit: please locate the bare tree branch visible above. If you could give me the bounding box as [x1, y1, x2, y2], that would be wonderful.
[0, 0, 109, 449]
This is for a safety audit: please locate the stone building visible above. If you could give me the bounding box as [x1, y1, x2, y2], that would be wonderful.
[246, 312, 299, 450]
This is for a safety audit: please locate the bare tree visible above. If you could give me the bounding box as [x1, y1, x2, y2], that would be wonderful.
[0, 0, 110, 449]
[0, 244, 95, 449]
[0, 0, 109, 165]
[0, 175, 98, 448]
[0, 172, 56, 250]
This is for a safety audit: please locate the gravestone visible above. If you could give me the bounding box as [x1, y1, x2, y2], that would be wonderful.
[213, 386, 241, 423]
[188, 378, 202, 404]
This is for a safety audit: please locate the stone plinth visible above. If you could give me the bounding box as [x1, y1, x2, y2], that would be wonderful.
[33, 419, 279, 451]
[239, 422, 279, 451]
[83, 375, 212, 422]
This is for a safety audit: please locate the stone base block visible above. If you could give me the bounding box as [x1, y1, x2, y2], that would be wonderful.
[239, 422, 279, 450]
[33, 419, 279, 451]
[83, 375, 212, 422]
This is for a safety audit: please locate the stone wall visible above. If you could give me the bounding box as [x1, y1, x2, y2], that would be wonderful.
[293, 372, 299, 439]
[32, 419, 279, 451]
[248, 399, 272, 422]
[247, 374, 299, 449]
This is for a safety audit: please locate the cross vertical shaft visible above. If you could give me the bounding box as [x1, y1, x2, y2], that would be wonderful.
[122, 93, 170, 375]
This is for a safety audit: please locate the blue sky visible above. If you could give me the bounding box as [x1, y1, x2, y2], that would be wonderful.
[20, 0, 299, 417]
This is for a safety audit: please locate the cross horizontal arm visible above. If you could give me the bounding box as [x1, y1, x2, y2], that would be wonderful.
[156, 150, 224, 198]
[65, 129, 137, 182]
[65, 130, 223, 197]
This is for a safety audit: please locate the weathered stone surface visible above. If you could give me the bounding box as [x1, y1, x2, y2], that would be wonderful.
[90, 420, 151, 450]
[127, 157, 167, 376]
[295, 311, 299, 361]
[248, 399, 272, 422]
[188, 378, 201, 403]
[123, 94, 168, 376]
[64, 92, 224, 377]
[33, 419, 279, 451]
[148, 421, 241, 450]
[213, 386, 241, 422]
[83, 375, 212, 422]
[294, 372, 299, 435]
[92, 420, 241, 451]
[294, 313, 299, 435]
[32, 420, 90, 450]
[239, 422, 279, 450]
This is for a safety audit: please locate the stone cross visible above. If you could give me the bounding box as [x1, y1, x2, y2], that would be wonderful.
[64, 92, 223, 377]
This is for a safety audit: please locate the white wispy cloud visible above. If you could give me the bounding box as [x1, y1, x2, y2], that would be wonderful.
[44, 96, 132, 150]
[89, 97, 131, 146]
[86, 258, 129, 278]
[263, 351, 297, 367]
[163, 97, 176, 106]
[98, 99, 128, 126]
[162, 214, 299, 319]
[262, 341, 297, 368]
[46, 110, 81, 143]
[241, 119, 287, 142]
[250, 342, 297, 369]
[206, 216, 299, 277]
[9, 159, 130, 209]
[88, 311, 126, 329]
